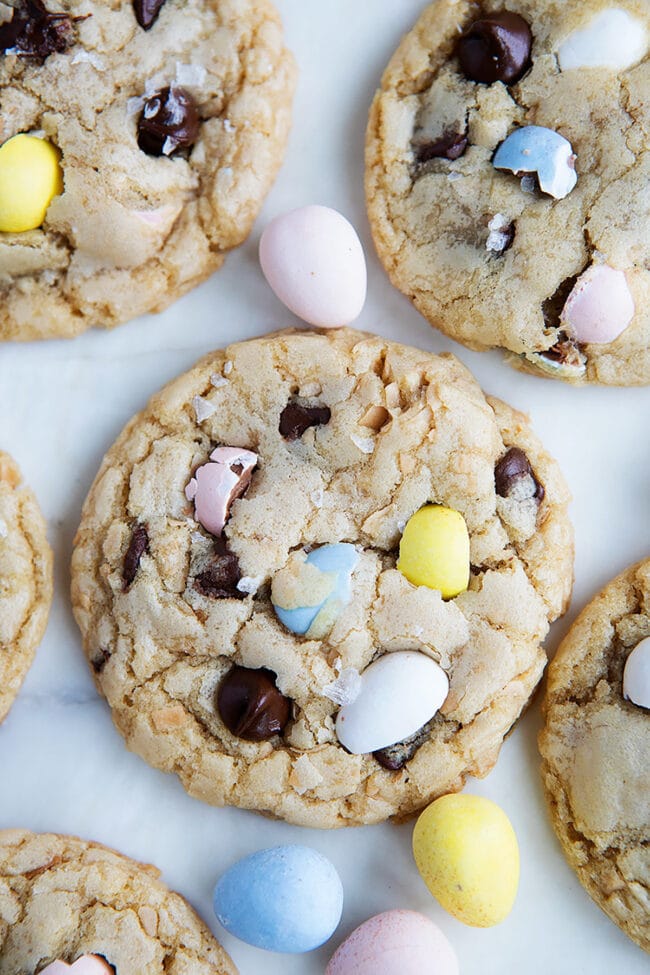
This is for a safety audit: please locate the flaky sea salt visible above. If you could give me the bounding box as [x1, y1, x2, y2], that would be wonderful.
[175, 61, 207, 88]
[0, 518, 7, 538]
[351, 433, 374, 454]
[486, 213, 512, 253]
[223, 360, 233, 375]
[322, 668, 362, 706]
[223, 118, 236, 133]
[71, 49, 105, 70]
[192, 395, 216, 422]
[237, 576, 262, 595]
[210, 373, 229, 388]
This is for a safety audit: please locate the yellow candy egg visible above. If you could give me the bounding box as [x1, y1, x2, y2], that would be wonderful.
[397, 504, 469, 599]
[412, 794, 520, 927]
[0, 134, 63, 233]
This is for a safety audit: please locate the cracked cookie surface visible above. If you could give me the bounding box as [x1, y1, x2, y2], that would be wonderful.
[71, 328, 574, 828]
[0, 829, 237, 973]
[365, 0, 650, 385]
[0, 0, 296, 340]
[539, 560, 650, 952]
[0, 451, 52, 722]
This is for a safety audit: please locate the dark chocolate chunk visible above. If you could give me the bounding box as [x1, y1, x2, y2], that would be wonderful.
[91, 647, 111, 674]
[123, 523, 149, 590]
[458, 11, 532, 85]
[415, 129, 468, 164]
[542, 275, 579, 331]
[137, 86, 200, 157]
[217, 665, 291, 741]
[0, 0, 84, 61]
[495, 447, 544, 502]
[373, 723, 432, 771]
[194, 537, 244, 599]
[133, 0, 167, 31]
[279, 402, 331, 441]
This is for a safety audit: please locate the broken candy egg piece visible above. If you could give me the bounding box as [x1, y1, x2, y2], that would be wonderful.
[185, 446, 257, 536]
[623, 637, 650, 710]
[335, 651, 449, 754]
[493, 125, 577, 199]
[558, 8, 648, 71]
[560, 264, 635, 344]
[272, 543, 359, 637]
[39, 958, 113, 975]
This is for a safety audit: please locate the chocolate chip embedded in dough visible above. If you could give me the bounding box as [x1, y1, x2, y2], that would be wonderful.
[373, 723, 432, 770]
[279, 402, 331, 441]
[123, 523, 149, 590]
[495, 447, 544, 503]
[457, 11, 532, 85]
[137, 86, 200, 157]
[133, 0, 167, 31]
[415, 129, 469, 164]
[194, 537, 245, 599]
[217, 666, 291, 740]
[0, 0, 84, 61]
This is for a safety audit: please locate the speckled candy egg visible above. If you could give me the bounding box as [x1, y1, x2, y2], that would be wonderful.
[325, 910, 459, 975]
[259, 205, 367, 327]
[213, 845, 343, 953]
[413, 794, 520, 927]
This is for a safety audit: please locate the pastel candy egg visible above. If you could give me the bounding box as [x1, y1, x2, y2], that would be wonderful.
[39, 958, 113, 975]
[185, 446, 257, 536]
[623, 637, 650, 709]
[413, 794, 520, 927]
[259, 205, 367, 328]
[558, 9, 648, 72]
[397, 505, 469, 599]
[213, 845, 343, 953]
[325, 910, 459, 975]
[560, 264, 634, 344]
[335, 651, 449, 754]
[493, 125, 577, 199]
[0, 134, 63, 233]
[272, 543, 359, 637]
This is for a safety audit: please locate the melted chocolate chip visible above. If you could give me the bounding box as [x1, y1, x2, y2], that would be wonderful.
[133, 0, 167, 31]
[458, 11, 532, 85]
[279, 402, 331, 441]
[373, 723, 432, 771]
[194, 537, 244, 599]
[137, 86, 200, 157]
[91, 647, 111, 674]
[123, 524, 149, 590]
[415, 129, 468, 164]
[0, 0, 84, 61]
[495, 447, 544, 502]
[217, 666, 291, 741]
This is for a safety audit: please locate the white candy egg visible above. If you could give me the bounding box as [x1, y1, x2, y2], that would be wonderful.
[558, 9, 648, 72]
[623, 637, 650, 709]
[335, 651, 449, 754]
[259, 205, 367, 328]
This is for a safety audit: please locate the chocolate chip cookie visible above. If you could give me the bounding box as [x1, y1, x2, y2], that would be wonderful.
[0, 0, 296, 340]
[71, 328, 574, 828]
[0, 451, 52, 722]
[0, 829, 237, 973]
[366, 1, 650, 384]
[539, 560, 650, 952]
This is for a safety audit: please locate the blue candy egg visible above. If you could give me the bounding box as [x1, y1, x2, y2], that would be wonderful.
[493, 124, 577, 199]
[273, 542, 359, 636]
[213, 845, 344, 953]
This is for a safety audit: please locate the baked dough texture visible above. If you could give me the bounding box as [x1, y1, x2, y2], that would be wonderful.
[366, 0, 650, 384]
[540, 560, 650, 952]
[71, 329, 574, 828]
[0, 451, 52, 722]
[0, 0, 296, 339]
[0, 829, 237, 973]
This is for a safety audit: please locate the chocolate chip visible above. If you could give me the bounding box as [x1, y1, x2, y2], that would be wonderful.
[0, 0, 85, 61]
[91, 647, 111, 674]
[133, 0, 167, 31]
[194, 537, 244, 599]
[373, 723, 432, 771]
[542, 275, 579, 331]
[123, 524, 149, 590]
[495, 447, 544, 502]
[457, 11, 532, 85]
[279, 402, 331, 441]
[217, 666, 291, 741]
[415, 129, 469, 164]
[137, 86, 200, 157]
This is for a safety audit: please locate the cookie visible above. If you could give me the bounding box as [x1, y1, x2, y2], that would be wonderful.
[71, 328, 573, 828]
[539, 560, 650, 952]
[0, 451, 52, 722]
[366, 1, 650, 385]
[0, 0, 296, 340]
[0, 829, 237, 973]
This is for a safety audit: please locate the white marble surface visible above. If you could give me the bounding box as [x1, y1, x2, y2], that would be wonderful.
[1, 1, 649, 972]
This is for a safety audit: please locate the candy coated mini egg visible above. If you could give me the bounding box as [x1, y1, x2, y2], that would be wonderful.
[325, 910, 459, 975]
[335, 651, 449, 754]
[397, 505, 469, 599]
[259, 205, 367, 327]
[560, 264, 634, 345]
[213, 845, 343, 953]
[623, 637, 650, 709]
[272, 542, 359, 636]
[413, 794, 520, 927]
[493, 125, 577, 199]
[557, 8, 648, 71]
[0, 134, 63, 233]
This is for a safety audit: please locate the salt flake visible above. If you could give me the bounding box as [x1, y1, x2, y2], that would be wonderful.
[192, 395, 216, 423]
[323, 668, 362, 706]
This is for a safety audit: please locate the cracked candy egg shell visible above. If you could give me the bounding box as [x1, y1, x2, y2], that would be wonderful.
[366, 0, 650, 384]
[71, 328, 573, 828]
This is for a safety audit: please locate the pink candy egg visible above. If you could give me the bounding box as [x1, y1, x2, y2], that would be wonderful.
[39, 957, 113, 975]
[560, 264, 634, 344]
[259, 205, 367, 328]
[325, 909, 459, 975]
